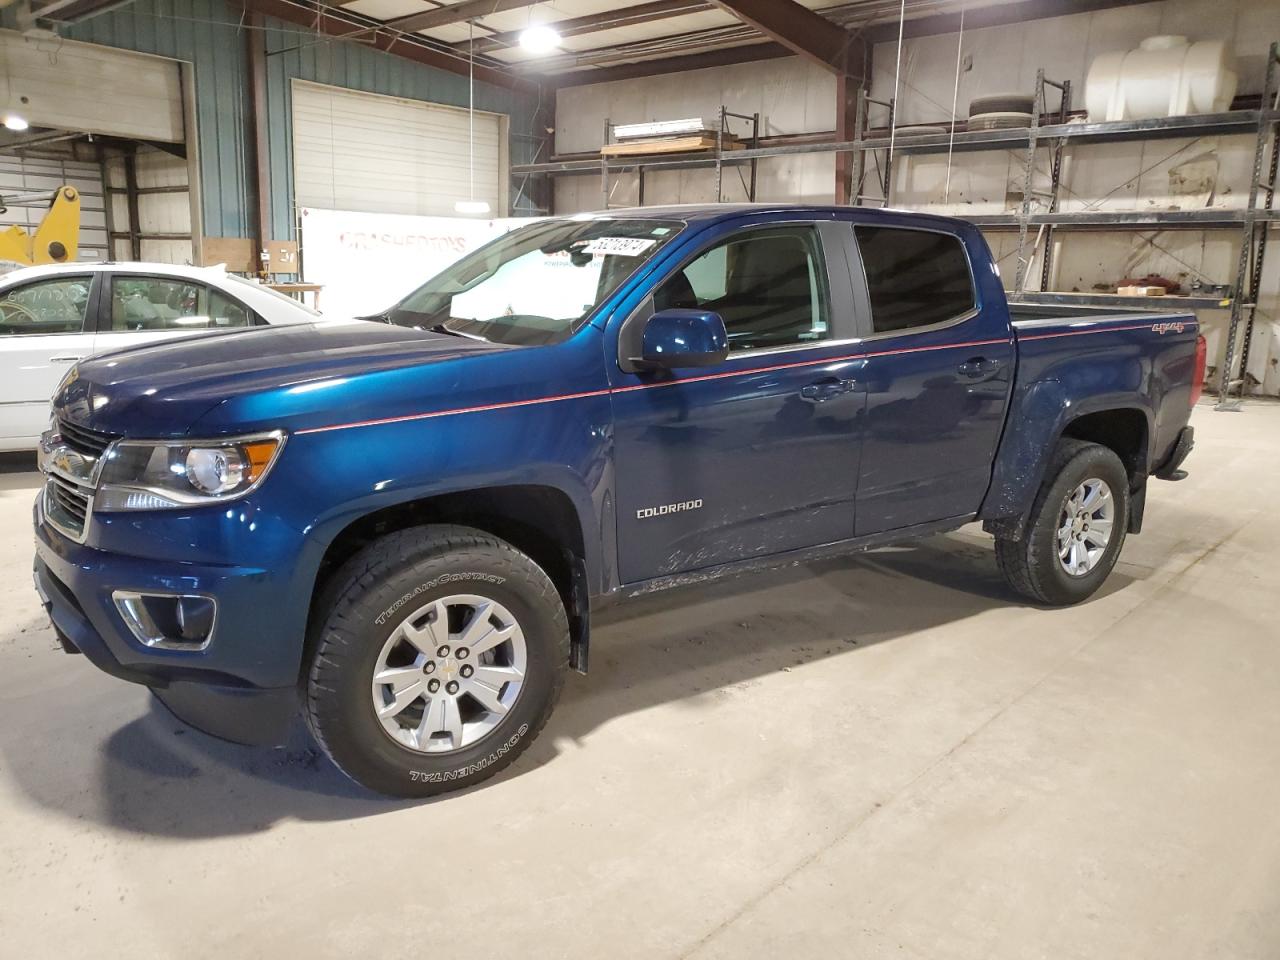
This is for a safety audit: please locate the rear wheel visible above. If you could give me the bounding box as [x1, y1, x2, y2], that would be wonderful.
[996, 439, 1130, 605]
[305, 525, 569, 798]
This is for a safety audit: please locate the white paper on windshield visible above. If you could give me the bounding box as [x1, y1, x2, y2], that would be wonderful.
[580, 237, 657, 257]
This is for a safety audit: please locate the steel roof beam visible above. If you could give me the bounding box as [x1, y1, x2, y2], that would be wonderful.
[552, 41, 792, 86]
[384, 0, 542, 34]
[707, 0, 855, 72]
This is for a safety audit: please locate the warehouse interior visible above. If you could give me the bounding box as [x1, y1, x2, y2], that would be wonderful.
[2, 0, 1279, 957]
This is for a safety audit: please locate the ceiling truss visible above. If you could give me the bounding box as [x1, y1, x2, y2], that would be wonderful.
[28, 0, 1154, 92]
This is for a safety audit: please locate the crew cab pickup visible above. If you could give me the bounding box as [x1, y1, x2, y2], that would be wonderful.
[33, 205, 1203, 797]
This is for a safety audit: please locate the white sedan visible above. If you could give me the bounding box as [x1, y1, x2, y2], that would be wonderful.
[0, 261, 328, 452]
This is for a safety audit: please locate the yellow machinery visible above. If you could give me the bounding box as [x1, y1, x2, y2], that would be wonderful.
[0, 185, 81, 271]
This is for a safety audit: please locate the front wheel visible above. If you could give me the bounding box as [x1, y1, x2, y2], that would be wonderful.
[305, 525, 569, 798]
[995, 439, 1130, 605]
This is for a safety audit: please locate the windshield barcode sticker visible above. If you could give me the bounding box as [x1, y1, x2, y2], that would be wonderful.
[580, 237, 657, 257]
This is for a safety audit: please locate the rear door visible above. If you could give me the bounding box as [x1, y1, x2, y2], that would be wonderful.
[609, 218, 866, 584]
[0, 273, 98, 448]
[847, 223, 1015, 535]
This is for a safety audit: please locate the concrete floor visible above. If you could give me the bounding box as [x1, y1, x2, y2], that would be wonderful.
[1, 402, 1278, 959]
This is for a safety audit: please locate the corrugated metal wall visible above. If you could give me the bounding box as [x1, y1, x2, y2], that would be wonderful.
[65, 0, 250, 239]
[61, 0, 539, 241]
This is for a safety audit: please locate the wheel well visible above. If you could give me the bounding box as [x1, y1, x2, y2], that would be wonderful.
[308, 485, 590, 673]
[1061, 408, 1149, 487]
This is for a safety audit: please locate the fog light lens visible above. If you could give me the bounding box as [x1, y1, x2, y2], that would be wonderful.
[113, 591, 216, 650]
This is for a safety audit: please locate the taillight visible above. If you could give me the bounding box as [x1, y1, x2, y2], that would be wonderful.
[1190, 334, 1207, 406]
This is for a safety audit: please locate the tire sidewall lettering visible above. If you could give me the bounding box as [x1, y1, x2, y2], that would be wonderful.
[408, 722, 530, 783]
[375, 572, 507, 626]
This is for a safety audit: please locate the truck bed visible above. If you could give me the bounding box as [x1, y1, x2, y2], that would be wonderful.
[1006, 301, 1195, 326]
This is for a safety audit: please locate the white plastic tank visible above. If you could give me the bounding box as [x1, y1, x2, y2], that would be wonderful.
[1085, 35, 1238, 121]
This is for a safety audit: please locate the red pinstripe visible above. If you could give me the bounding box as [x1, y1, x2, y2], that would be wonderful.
[1018, 322, 1193, 341]
[294, 322, 1185, 436]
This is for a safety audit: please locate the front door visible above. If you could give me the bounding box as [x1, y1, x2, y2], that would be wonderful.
[609, 221, 866, 585]
[0, 273, 98, 448]
[848, 224, 1015, 535]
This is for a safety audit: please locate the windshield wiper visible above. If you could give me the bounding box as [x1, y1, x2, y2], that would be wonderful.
[428, 323, 488, 343]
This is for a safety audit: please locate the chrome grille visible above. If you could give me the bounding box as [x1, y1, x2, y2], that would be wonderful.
[45, 474, 93, 542]
[57, 417, 119, 458]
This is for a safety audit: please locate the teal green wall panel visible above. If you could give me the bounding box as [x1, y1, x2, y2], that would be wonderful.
[61, 0, 539, 242]
[66, 0, 252, 239]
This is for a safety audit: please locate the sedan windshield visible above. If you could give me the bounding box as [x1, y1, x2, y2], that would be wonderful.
[387, 217, 684, 345]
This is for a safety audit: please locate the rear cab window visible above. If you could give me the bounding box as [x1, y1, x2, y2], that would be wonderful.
[854, 226, 975, 335]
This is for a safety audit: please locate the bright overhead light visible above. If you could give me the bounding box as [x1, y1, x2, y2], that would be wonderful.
[519, 24, 560, 55]
[3, 114, 30, 132]
[454, 199, 492, 215]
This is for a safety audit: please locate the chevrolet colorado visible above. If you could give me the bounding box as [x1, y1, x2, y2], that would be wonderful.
[33, 205, 1203, 797]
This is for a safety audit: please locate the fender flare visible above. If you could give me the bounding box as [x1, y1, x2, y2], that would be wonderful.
[979, 378, 1154, 539]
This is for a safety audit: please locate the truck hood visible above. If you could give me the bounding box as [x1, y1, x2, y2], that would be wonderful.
[55, 320, 510, 438]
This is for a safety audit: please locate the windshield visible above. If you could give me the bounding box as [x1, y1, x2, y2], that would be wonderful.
[388, 217, 684, 345]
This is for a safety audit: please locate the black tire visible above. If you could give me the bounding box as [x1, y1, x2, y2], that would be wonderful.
[305, 525, 569, 798]
[995, 439, 1130, 605]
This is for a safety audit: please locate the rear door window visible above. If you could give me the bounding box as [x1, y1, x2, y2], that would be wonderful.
[854, 226, 975, 334]
[110, 276, 207, 331]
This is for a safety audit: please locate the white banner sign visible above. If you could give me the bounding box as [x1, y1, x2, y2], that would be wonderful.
[298, 207, 529, 320]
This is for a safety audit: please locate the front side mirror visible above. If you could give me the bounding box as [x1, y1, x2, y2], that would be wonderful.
[638, 308, 729, 369]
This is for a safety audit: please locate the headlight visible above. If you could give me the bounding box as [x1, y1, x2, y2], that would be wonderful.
[95, 431, 285, 511]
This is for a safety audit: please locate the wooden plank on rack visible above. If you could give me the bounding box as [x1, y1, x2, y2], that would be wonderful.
[601, 136, 744, 157]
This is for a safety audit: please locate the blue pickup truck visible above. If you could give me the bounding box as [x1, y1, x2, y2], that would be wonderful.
[33, 205, 1203, 797]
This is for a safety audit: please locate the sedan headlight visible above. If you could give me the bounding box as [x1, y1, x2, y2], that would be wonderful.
[96, 432, 285, 511]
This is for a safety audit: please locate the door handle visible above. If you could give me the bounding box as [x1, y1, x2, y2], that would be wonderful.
[957, 357, 1005, 379]
[48, 355, 85, 363]
[800, 377, 857, 402]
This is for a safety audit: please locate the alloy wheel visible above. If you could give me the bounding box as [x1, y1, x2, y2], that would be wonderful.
[371, 594, 527, 753]
[1056, 478, 1115, 576]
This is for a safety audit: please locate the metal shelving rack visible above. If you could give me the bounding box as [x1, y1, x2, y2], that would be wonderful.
[596, 107, 760, 209]
[1217, 44, 1280, 407]
[511, 41, 1280, 402]
[511, 107, 1273, 178]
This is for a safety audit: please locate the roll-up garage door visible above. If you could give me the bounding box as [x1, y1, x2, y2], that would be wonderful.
[291, 79, 507, 217]
[0, 31, 184, 143]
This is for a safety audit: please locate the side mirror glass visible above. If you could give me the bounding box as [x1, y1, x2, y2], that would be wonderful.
[638, 309, 729, 369]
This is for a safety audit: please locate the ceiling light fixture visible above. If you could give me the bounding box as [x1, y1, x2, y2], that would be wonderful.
[3, 114, 30, 132]
[454, 21, 492, 217]
[519, 23, 560, 55]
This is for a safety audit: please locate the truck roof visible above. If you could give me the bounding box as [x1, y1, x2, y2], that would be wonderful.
[581, 203, 970, 229]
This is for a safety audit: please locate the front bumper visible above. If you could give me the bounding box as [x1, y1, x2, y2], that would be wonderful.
[33, 499, 300, 746]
